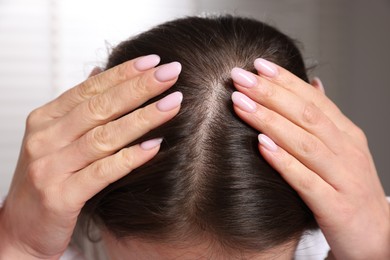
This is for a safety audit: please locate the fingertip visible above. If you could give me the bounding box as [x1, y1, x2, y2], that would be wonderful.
[231, 67, 258, 88]
[254, 58, 279, 77]
[134, 54, 161, 71]
[154, 62, 182, 82]
[88, 67, 103, 78]
[311, 77, 325, 94]
[258, 134, 278, 152]
[258, 142, 279, 169]
[140, 138, 163, 151]
[231, 91, 257, 113]
[156, 91, 183, 112]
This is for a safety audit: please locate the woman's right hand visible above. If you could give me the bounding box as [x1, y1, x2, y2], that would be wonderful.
[0, 55, 182, 259]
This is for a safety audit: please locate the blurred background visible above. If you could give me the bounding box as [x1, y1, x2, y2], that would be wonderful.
[0, 0, 389, 196]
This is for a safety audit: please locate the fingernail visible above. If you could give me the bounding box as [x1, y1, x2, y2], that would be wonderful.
[258, 134, 278, 152]
[140, 138, 163, 150]
[154, 62, 182, 82]
[312, 76, 325, 93]
[231, 91, 257, 113]
[254, 58, 279, 77]
[156, 91, 183, 112]
[231, 67, 258, 88]
[88, 67, 102, 77]
[134, 54, 161, 71]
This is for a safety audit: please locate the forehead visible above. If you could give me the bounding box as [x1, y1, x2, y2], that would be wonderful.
[102, 234, 296, 260]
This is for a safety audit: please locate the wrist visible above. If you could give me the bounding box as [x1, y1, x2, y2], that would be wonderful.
[0, 207, 58, 260]
[359, 204, 390, 260]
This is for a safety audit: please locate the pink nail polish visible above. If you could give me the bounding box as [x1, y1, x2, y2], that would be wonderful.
[88, 67, 103, 77]
[231, 67, 258, 88]
[154, 62, 182, 82]
[134, 54, 161, 71]
[231, 91, 257, 113]
[312, 76, 325, 93]
[254, 58, 279, 77]
[258, 134, 278, 152]
[156, 91, 183, 112]
[140, 138, 163, 150]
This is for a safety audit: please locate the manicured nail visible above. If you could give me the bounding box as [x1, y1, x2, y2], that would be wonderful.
[140, 138, 163, 150]
[156, 91, 183, 112]
[312, 76, 325, 93]
[254, 58, 279, 77]
[88, 67, 102, 77]
[134, 54, 161, 71]
[154, 62, 182, 82]
[231, 67, 258, 88]
[258, 134, 278, 152]
[231, 91, 257, 113]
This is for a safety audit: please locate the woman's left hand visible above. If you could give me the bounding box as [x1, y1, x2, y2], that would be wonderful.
[230, 59, 390, 260]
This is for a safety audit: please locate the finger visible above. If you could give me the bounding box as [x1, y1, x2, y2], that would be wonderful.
[252, 58, 358, 135]
[310, 77, 325, 94]
[64, 140, 162, 206]
[52, 61, 182, 142]
[231, 91, 343, 186]
[257, 134, 336, 217]
[42, 92, 182, 174]
[231, 68, 343, 153]
[42, 55, 161, 118]
[24, 66, 102, 134]
[88, 67, 103, 78]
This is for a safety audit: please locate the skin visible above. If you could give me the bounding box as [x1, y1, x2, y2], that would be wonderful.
[231, 60, 390, 259]
[101, 232, 297, 260]
[0, 56, 182, 259]
[0, 55, 388, 259]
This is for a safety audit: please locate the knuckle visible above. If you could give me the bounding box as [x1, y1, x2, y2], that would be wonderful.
[90, 161, 110, 184]
[296, 176, 316, 192]
[24, 132, 45, 158]
[77, 78, 101, 99]
[277, 77, 294, 91]
[278, 153, 318, 192]
[257, 81, 274, 98]
[257, 109, 274, 124]
[352, 126, 368, 144]
[302, 103, 321, 125]
[280, 154, 295, 173]
[89, 149, 136, 186]
[299, 135, 320, 156]
[128, 76, 150, 101]
[26, 108, 44, 130]
[87, 126, 113, 154]
[278, 153, 317, 192]
[87, 94, 113, 121]
[116, 61, 134, 81]
[118, 148, 136, 171]
[26, 160, 67, 214]
[27, 159, 47, 187]
[133, 109, 153, 132]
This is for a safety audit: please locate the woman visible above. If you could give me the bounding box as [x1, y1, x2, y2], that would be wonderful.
[0, 16, 389, 259]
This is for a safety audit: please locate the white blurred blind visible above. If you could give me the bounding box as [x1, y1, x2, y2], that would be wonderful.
[0, 0, 52, 195]
[0, 0, 196, 195]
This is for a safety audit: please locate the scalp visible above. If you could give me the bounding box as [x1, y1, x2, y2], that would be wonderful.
[82, 15, 316, 253]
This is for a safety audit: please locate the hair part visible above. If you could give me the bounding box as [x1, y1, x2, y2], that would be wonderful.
[82, 15, 317, 254]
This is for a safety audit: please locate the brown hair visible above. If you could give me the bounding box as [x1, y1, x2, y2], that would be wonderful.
[83, 15, 317, 253]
